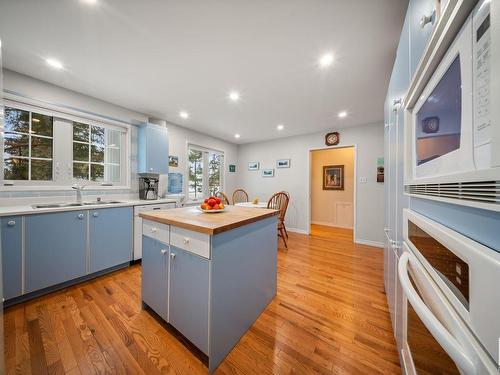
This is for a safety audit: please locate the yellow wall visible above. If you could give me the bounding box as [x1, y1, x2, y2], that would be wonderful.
[311, 147, 354, 228]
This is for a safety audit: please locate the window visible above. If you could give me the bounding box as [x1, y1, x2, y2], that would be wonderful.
[2, 103, 129, 189]
[4, 107, 54, 181]
[187, 146, 224, 200]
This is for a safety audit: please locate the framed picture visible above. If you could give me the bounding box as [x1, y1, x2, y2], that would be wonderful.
[377, 157, 384, 183]
[168, 155, 179, 167]
[248, 162, 260, 171]
[262, 169, 275, 177]
[229, 164, 236, 173]
[276, 159, 290, 168]
[323, 165, 344, 190]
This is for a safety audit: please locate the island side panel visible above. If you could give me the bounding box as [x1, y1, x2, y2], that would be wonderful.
[209, 216, 277, 372]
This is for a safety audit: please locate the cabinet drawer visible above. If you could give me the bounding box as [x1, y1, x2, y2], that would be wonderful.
[143, 220, 170, 244]
[170, 227, 210, 259]
[134, 203, 176, 215]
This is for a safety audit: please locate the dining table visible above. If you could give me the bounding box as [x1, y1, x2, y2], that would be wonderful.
[235, 202, 268, 208]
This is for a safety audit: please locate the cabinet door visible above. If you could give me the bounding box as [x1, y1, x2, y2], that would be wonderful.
[89, 207, 132, 273]
[25, 211, 87, 293]
[169, 246, 209, 354]
[1, 216, 23, 300]
[141, 236, 168, 320]
[139, 124, 169, 174]
[410, 0, 437, 78]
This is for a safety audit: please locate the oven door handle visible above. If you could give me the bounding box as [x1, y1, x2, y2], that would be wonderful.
[398, 252, 476, 375]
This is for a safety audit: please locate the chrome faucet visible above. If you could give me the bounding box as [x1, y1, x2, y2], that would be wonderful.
[72, 184, 86, 204]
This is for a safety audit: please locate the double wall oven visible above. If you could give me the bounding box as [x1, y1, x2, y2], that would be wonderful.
[399, 209, 499, 374]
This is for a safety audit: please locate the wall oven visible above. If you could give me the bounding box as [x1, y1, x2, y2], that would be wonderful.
[406, 0, 500, 188]
[399, 209, 499, 374]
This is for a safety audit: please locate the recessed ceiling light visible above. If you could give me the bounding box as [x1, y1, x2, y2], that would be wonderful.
[81, 0, 98, 4]
[179, 111, 189, 119]
[229, 91, 240, 102]
[277, 124, 284, 130]
[338, 111, 348, 118]
[319, 53, 334, 68]
[234, 133, 241, 139]
[45, 58, 63, 70]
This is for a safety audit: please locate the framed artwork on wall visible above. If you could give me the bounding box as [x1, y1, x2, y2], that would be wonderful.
[169, 155, 179, 167]
[323, 165, 344, 190]
[229, 164, 236, 173]
[262, 169, 275, 177]
[276, 159, 290, 168]
[377, 157, 384, 182]
[248, 162, 260, 171]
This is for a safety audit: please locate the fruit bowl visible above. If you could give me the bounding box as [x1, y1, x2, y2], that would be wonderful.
[198, 196, 226, 213]
[197, 206, 226, 213]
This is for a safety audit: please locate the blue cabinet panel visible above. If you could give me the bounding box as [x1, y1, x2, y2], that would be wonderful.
[138, 123, 169, 174]
[169, 246, 209, 354]
[89, 207, 132, 273]
[25, 211, 87, 293]
[1, 216, 23, 300]
[142, 236, 169, 320]
[409, 0, 437, 78]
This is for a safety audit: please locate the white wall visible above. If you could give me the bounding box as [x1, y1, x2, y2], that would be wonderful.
[237, 122, 385, 245]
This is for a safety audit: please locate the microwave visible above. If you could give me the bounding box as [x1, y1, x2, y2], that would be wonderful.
[405, 0, 499, 191]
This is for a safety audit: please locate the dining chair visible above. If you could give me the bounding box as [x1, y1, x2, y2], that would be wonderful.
[232, 189, 249, 204]
[280, 191, 290, 239]
[215, 191, 230, 205]
[267, 192, 290, 249]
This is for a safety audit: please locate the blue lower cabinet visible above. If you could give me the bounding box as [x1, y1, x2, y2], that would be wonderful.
[169, 247, 209, 354]
[89, 207, 133, 273]
[1, 216, 23, 300]
[25, 211, 87, 293]
[142, 236, 169, 320]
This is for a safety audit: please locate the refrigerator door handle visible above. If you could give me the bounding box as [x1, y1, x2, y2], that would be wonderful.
[398, 252, 476, 375]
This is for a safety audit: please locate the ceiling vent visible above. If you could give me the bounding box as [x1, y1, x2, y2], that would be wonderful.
[406, 181, 500, 205]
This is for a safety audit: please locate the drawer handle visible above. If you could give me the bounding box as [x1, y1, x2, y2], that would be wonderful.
[170, 253, 176, 259]
[161, 249, 167, 255]
[77, 213, 84, 220]
[92, 212, 99, 218]
[183, 237, 190, 244]
[7, 220, 16, 226]
[151, 227, 158, 233]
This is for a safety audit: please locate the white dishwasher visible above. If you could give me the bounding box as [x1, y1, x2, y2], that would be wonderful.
[134, 202, 176, 260]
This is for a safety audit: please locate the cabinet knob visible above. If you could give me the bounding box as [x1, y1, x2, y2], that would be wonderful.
[7, 220, 16, 226]
[183, 238, 190, 244]
[170, 253, 176, 259]
[420, 10, 435, 29]
[92, 212, 99, 218]
[161, 249, 167, 255]
[77, 213, 84, 220]
[151, 227, 158, 233]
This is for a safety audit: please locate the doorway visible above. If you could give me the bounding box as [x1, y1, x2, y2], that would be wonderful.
[309, 146, 356, 238]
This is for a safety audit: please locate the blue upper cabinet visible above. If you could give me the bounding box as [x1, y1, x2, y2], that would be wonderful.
[409, 0, 438, 79]
[1, 216, 23, 300]
[89, 207, 133, 273]
[25, 211, 87, 293]
[138, 123, 169, 174]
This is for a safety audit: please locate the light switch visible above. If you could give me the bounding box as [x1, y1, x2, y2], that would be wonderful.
[359, 177, 368, 183]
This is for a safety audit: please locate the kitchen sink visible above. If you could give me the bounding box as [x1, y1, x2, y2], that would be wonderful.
[32, 200, 123, 209]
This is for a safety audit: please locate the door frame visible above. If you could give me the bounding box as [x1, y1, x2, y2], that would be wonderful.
[306, 144, 358, 241]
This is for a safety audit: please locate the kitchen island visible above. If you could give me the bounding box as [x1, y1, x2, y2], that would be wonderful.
[139, 205, 279, 372]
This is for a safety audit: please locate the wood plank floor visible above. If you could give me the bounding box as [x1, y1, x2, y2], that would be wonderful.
[3, 225, 401, 374]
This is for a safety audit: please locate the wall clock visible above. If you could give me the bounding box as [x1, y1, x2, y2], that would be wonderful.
[325, 132, 340, 146]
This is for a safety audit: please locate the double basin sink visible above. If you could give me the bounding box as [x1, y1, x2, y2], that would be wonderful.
[32, 200, 123, 209]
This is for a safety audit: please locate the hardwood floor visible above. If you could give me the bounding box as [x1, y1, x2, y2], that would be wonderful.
[3, 225, 401, 374]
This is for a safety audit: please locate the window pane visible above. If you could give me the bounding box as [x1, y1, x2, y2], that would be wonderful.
[73, 122, 89, 142]
[107, 130, 121, 148]
[73, 143, 89, 162]
[4, 158, 29, 180]
[106, 148, 120, 164]
[107, 165, 120, 182]
[31, 159, 53, 180]
[91, 144, 104, 162]
[4, 107, 29, 133]
[4, 132, 29, 157]
[208, 152, 222, 196]
[90, 164, 104, 181]
[73, 163, 89, 180]
[188, 149, 203, 199]
[31, 113, 53, 137]
[31, 136, 53, 158]
[91, 125, 105, 145]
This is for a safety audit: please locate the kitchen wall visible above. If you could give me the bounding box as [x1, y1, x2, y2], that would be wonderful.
[237, 122, 385, 246]
[311, 147, 354, 229]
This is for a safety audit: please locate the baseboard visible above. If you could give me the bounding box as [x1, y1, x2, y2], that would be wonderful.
[354, 239, 384, 248]
[311, 221, 353, 229]
[286, 227, 309, 235]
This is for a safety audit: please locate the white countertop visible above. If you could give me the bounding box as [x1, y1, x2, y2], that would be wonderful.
[0, 198, 177, 217]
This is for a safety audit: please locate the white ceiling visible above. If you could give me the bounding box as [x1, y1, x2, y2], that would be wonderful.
[0, 0, 407, 144]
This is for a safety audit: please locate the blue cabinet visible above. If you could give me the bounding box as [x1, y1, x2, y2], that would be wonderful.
[142, 236, 169, 321]
[138, 123, 169, 174]
[89, 207, 133, 273]
[1, 216, 23, 300]
[169, 246, 209, 354]
[25, 211, 87, 293]
[409, 0, 437, 78]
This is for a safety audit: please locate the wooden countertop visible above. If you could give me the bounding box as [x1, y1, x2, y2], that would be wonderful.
[139, 205, 279, 235]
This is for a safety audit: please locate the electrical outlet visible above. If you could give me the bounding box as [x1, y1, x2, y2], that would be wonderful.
[359, 177, 368, 183]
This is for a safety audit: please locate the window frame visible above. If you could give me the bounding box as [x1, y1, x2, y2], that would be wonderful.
[1, 97, 131, 191]
[186, 144, 224, 202]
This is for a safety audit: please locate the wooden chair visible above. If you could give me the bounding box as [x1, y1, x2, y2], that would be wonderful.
[280, 191, 290, 238]
[232, 189, 249, 204]
[267, 192, 290, 249]
[215, 191, 230, 205]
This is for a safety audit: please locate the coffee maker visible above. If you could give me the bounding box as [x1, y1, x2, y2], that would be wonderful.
[138, 173, 159, 200]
